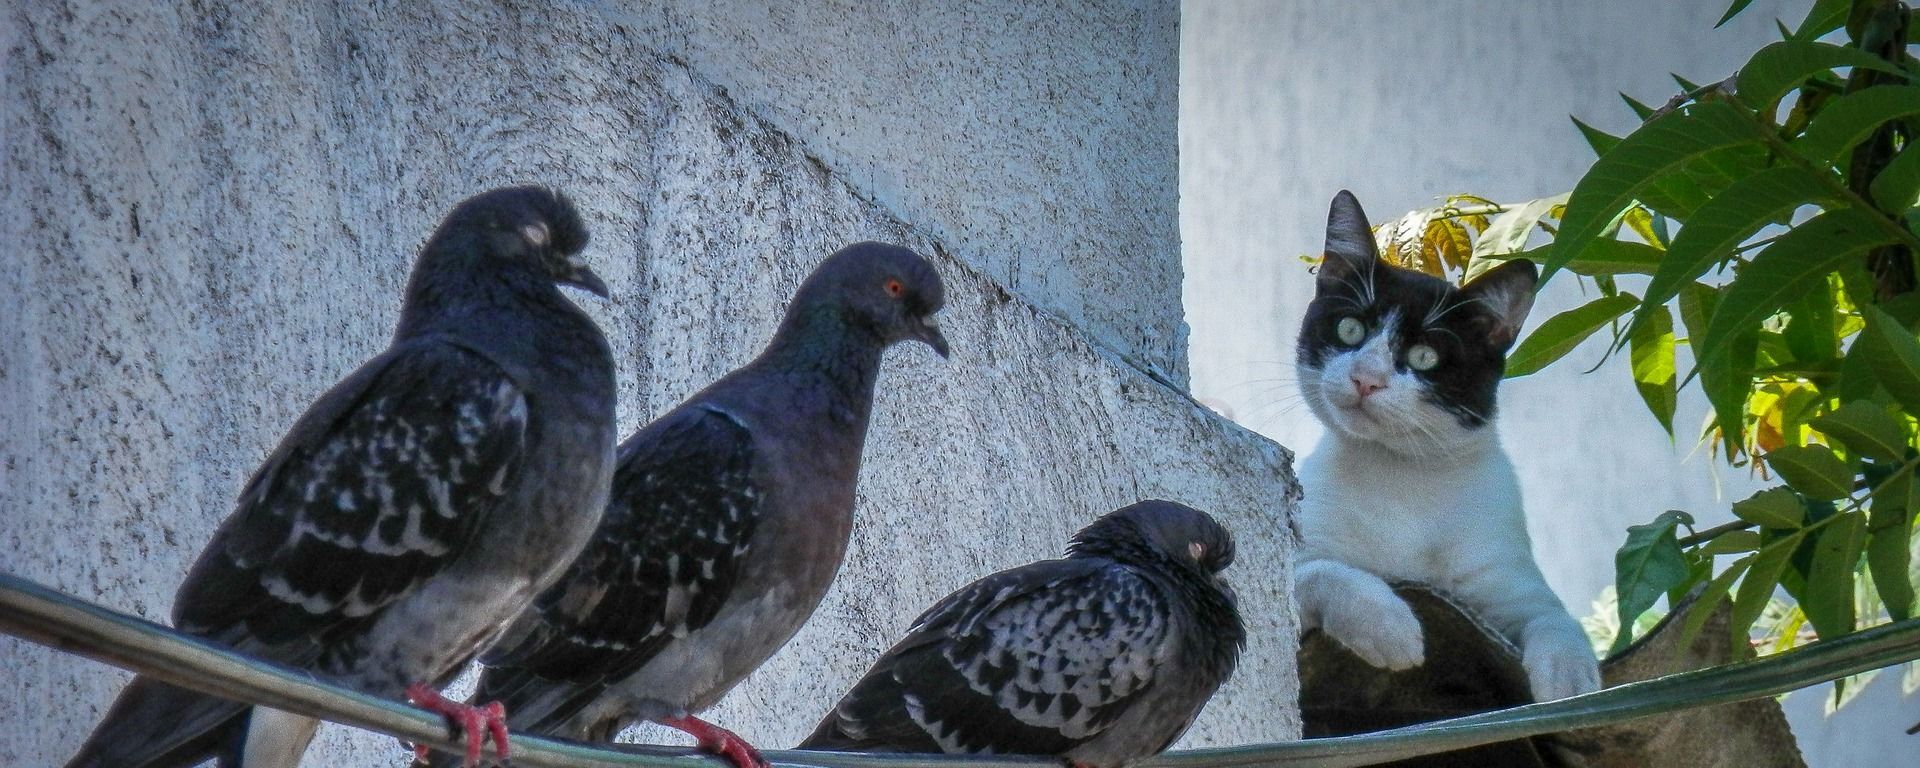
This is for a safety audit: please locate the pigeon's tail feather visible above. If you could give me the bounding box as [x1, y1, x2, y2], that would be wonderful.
[66, 676, 249, 768]
[798, 668, 932, 754]
[797, 718, 872, 752]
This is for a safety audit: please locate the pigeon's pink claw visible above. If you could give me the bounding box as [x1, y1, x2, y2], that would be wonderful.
[408, 682, 511, 767]
[663, 715, 769, 768]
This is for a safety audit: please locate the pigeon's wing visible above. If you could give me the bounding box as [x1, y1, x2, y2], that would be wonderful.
[67, 338, 531, 768]
[174, 338, 530, 649]
[473, 403, 762, 732]
[802, 559, 1176, 756]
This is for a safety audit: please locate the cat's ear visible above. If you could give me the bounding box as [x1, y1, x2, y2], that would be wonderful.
[1319, 190, 1381, 295]
[1461, 258, 1538, 350]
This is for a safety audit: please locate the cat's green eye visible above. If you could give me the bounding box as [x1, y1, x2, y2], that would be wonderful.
[1407, 343, 1441, 371]
[1335, 317, 1366, 346]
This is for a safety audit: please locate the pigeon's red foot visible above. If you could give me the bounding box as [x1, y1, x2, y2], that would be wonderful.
[407, 682, 511, 767]
[661, 715, 769, 768]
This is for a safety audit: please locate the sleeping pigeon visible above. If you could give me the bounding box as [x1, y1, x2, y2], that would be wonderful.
[65, 186, 618, 768]
[800, 500, 1245, 768]
[422, 242, 948, 768]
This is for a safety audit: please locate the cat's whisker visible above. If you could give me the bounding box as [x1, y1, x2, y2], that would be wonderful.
[1425, 296, 1490, 326]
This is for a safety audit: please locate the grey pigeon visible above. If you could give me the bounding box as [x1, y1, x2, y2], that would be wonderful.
[800, 500, 1244, 768]
[422, 242, 948, 768]
[65, 186, 618, 768]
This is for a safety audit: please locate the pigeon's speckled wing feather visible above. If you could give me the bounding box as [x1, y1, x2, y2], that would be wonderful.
[176, 337, 529, 650]
[472, 404, 761, 732]
[66, 338, 529, 768]
[804, 558, 1174, 755]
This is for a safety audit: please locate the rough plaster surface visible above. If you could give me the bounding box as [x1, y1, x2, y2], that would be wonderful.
[0, 3, 1300, 766]
[601, 0, 1189, 385]
[1178, 1, 1914, 764]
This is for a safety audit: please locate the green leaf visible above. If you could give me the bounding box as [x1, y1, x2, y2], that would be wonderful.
[1487, 242, 1665, 280]
[1734, 487, 1810, 528]
[1794, 86, 1920, 165]
[1698, 208, 1901, 365]
[1783, 283, 1840, 363]
[1792, 0, 1850, 40]
[1804, 513, 1867, 639]
[1681, 554, 1755, 650]
[1703, 331, 1758, 453]
[1735, 41, 1904, 113]
[1678, 283, 1721, 344]
[1506, 294, 1640, 378]
[1621, 92, 1658, 121]
[1733, 528, 1806, 647]
[1639, 167, 1831, 313]
[1549, 103, 1766, 281]
[1612, 510, 1695, 653]
[1571, 116, 1622, 157]
[1630, 306, 1678, 434]
[1715, 0, 1755, 27]
[1869, 143, 1920, 209]
[1473, 196, 1565, 258]
[1700, 529, 1765, 555]
[1869, 498, 1916, 621]
[1858, 306, 1920, 413]
[1811, 401, 1909, 462]
[1766, 446, 1857, 501]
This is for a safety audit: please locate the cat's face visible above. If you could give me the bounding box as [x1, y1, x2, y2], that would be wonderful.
[1296, 191, 1538, 457]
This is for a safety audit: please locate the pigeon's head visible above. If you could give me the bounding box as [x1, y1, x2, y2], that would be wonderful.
[1069, 500, 1237, 577]
[793, 242, 949, 357]
[422, 185, 608, 298]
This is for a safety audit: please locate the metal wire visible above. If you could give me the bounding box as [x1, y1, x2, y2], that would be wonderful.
[4, 570, 1918, 768]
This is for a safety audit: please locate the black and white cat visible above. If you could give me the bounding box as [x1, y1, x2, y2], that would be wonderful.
[1292, 191, 1600, 702]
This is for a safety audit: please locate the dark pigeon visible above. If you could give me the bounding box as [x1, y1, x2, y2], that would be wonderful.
[424, 242, 948, 768]
[65, 186, 618, 768]
[800, 500, 1245, 768]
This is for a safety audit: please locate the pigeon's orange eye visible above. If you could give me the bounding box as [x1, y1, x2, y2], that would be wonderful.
[884, 279, 905, 298]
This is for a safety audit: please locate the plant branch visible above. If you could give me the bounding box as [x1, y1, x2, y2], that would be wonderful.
[1679, 519, 1760, 548]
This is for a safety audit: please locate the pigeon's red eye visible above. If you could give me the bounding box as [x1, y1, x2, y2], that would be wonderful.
[884, 279, 905, 298]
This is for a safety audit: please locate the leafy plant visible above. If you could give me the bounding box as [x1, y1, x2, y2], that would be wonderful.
[1366, 0, 1920, 705]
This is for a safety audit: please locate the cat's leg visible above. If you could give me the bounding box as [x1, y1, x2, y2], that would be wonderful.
[1295, 558, 1424, 670]
[1518, 612, 1601, 701]
[1456, 558, 1603, 702]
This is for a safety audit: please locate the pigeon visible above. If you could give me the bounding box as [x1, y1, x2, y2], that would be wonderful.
[800, 500, 1245, 768]
[420, 242, 949, 768]
[65, 186, 619, 768]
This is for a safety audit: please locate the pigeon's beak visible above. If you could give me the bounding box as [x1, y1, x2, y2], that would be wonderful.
[561, 255, 611, 299]
[912, 317, 950, 359]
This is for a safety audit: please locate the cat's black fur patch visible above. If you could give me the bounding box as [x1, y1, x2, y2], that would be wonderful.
[1298, 191, 1537, 429]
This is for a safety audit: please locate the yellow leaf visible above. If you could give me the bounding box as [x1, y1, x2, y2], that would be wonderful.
[1623, 205, 1664, 249]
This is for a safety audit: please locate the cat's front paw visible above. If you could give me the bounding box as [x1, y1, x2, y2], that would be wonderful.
[1319, 589, 1425, 671]
[1522, 634, 1601, 701]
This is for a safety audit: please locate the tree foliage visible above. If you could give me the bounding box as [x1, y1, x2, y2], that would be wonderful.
[1369, 0, 1920, 706]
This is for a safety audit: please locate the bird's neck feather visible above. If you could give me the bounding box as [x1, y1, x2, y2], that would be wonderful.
[392, 264, 607, 392]
[755, 309, 887, 406]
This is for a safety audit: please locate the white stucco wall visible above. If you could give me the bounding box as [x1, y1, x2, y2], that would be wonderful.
[1, 2, 1299, 766]
[609, 0, 1189, 385]
[1180, 1, 1914, 765]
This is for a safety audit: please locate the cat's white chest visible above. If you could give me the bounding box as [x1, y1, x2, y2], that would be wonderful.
[1296, 434, 1527, 590]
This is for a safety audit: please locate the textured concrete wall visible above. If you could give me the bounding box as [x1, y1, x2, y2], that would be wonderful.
[611, 0, 1190, 385]
[1179, 1, 1911, 765]
[0, 2, 1299, 766]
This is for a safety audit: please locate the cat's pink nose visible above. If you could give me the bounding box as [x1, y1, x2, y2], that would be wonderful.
[1352, 377, 1387, 399]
